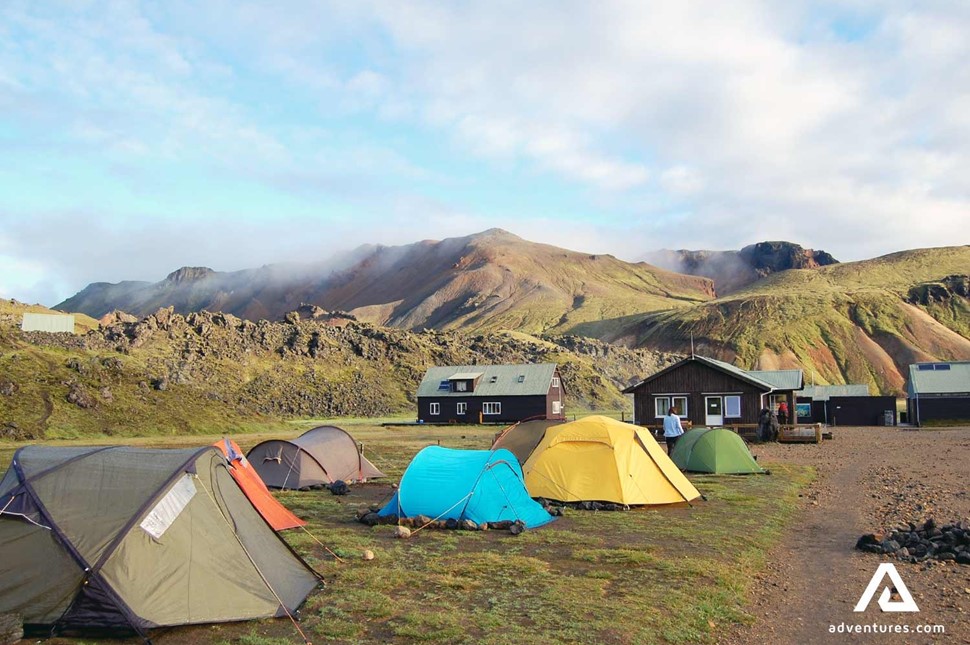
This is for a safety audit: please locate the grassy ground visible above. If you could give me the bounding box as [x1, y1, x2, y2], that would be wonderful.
[0, 423, 813, 645]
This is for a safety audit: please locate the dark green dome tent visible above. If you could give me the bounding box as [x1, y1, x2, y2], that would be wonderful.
[0, 446, 320, 639]
[669, 428, 767, 474]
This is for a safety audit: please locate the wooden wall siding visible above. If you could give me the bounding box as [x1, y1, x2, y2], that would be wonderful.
[630, 361, 770, 427]
[544, 370, 566, 420]
[907, 396, 970, 425]
[826, 396, 897, 426]
[801, 396, 897, 425]
[418, 394, 553, 424]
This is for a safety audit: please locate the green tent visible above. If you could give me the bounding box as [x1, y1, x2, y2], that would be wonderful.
[669, 428, 767, 474]
[0, 446, 320, 638]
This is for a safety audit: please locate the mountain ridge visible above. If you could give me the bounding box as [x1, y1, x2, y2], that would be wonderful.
[50, 232, 970, 397]
[57, 229, 716, 334]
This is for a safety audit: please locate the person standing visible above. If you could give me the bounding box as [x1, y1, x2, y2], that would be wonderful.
[777, 400, 789, 425]
[663, 406, 685, 454]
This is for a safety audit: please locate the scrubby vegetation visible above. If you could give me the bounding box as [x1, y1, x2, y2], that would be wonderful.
[0, 301, 673, 440]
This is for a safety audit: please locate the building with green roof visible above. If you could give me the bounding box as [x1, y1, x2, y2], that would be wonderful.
[416, 363, 565, 424]
[907, 361, 970, 426]
[622, 355, 803, 428]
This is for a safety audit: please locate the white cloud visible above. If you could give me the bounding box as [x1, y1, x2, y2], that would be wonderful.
[660, 166, 704, 196]
[1, 0, 969, 304]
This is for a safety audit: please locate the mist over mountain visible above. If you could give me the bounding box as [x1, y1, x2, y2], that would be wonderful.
[57, 229, 715, 334]
[644, 241, 839, 295]
[50, 231, 970, 396]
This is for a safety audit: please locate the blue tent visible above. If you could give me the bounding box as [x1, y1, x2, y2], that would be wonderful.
[378, 447, 555, 529]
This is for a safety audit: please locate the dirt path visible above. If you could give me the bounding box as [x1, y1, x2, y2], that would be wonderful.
[724, 427, 970, 644]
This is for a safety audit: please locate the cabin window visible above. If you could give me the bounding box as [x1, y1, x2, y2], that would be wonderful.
[517, 374, 525, 383]
[725, 395, 741, 418]
[489, 375, 498, 383]
[483, 402, 501, 415]
[655, 396, 688, 418]
[438, 380, 450, 391]
[552, 401, 562, 414]
[430, 402, 440, 415]
[454, 381, 467, 392]
[552, 377, 560, 388]
[456, 402, 467, 415]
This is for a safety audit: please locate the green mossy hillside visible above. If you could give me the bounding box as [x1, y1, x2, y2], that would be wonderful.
[0, 304, 673, 440]
[627, 247, 970, 394]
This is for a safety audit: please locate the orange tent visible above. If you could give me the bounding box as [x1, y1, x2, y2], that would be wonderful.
[213, 438, 306, 531]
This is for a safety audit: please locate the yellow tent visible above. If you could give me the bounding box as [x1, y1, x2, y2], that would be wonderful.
[522, 415, 702, 505]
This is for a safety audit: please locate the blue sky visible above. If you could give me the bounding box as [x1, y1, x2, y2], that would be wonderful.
[1, 1, 968, 305]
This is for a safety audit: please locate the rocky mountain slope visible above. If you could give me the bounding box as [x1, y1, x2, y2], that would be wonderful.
[615, 246, 970, 395]
[48, 233, 970, 398]
[58, 229, 715, 334]
[645, 241, 839, 295]
[1, 300, 675, 440]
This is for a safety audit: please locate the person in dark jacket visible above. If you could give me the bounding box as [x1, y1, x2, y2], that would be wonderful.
[758, 407, 781, 442]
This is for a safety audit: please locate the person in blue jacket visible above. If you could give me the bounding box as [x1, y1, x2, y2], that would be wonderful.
[663, 406, 685, 454]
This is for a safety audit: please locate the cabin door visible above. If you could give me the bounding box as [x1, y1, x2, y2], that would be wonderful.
[705, 396, 723, 426]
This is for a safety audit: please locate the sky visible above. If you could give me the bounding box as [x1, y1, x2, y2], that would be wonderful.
[1, 1, 968, 306]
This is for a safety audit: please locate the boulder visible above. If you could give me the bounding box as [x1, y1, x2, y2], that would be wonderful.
[0, 612, 23, 645]
[460, 519, 479, 531]
[66, 383, 95, 409]
[509, 520, 526, 536]
[329, 480, 349, 496]
[394, 526, 412, 539]
[856, 534, 882, 552]
[360, 513, 380, 527]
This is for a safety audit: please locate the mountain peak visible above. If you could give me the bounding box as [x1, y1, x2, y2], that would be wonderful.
[165, 267, 215, 284]
[645, 241, 838, 295]
[738, 241, 838, 274]
[469, 228, 522, 241]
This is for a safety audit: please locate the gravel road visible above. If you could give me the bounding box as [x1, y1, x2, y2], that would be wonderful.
[724, 426, 970, 645]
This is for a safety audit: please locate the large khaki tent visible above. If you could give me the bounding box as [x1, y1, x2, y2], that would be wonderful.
[248, 425, 385, 490]
[523, 415, 702, 506]
[0, 446, 320, 637]
[491, 419, 563, 464]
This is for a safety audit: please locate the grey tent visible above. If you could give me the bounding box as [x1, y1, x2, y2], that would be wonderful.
[491, 419, 563, 465]
[0, 446, 320, 638]
[247, 425, 385, 490]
